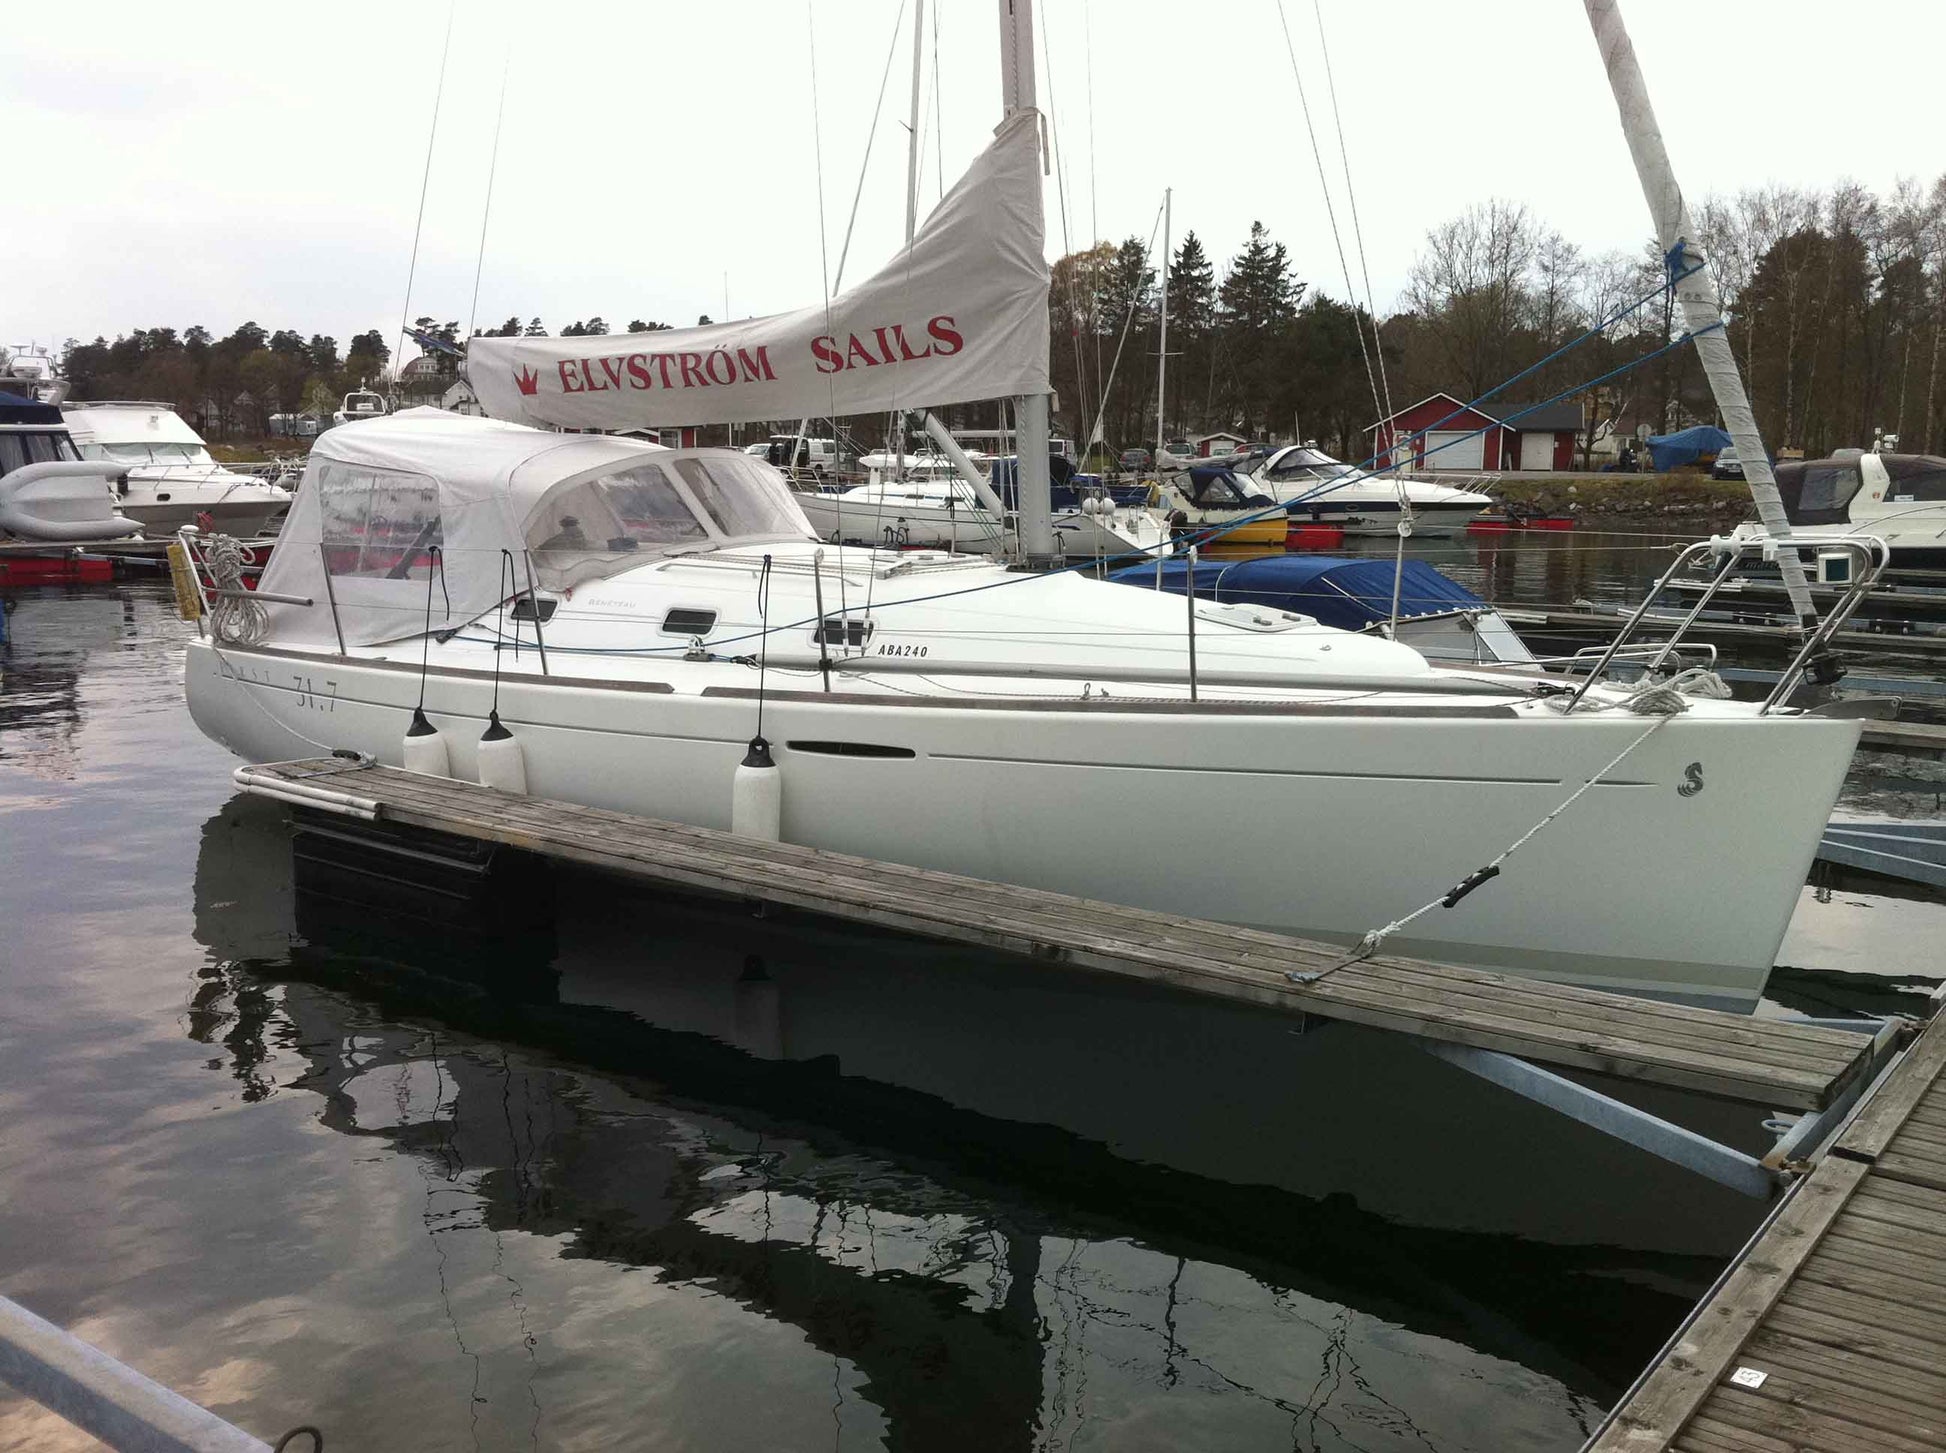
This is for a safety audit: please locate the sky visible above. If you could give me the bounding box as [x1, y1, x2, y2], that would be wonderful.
[7, 0, 1943, 368]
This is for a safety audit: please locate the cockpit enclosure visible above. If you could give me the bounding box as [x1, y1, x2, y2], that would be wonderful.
[251, 408, 814, 648]
[1773, 457, 1865, 525]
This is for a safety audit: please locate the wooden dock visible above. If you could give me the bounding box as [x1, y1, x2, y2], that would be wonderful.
[236, 757, 1876, 1111]
[1587, 1004, 1946, 1452]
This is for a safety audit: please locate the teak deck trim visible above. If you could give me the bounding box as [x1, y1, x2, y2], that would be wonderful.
[1588, 1011, 1946, 1453]
[237, 757, 1871, 1112]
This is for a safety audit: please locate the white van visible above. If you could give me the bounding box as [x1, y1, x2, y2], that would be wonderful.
[764, 434, 839, 477]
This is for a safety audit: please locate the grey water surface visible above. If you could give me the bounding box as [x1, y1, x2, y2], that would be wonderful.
[0, 534, 1939, 1452]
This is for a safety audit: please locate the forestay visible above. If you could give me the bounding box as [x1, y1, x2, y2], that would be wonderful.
[468, 110, 1050, 429]
[250, 408, 813, 648]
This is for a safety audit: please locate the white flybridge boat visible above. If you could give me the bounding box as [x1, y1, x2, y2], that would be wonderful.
[183, 0, 1869, 1010]
[63, 401, 290, 536]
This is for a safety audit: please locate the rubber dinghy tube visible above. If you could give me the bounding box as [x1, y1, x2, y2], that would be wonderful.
[731, 736, 783, 840]
[403, 706, 450, 777]
[476, 709, 527, 794]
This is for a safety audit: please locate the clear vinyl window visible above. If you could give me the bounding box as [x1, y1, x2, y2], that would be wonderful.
[317, 460, 444, 579]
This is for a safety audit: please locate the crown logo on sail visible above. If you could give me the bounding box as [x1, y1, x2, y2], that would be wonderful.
[514, 365, 540, 397]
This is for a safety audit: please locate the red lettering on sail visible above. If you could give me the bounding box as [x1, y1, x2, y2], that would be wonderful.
[890, 324, 932, 362]
[927, 316, 963, 355]
[558, 361, 583, 394]
[811, 336, 843, 374]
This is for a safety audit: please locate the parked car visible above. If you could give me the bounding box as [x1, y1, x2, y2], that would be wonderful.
[1118, 447, 1151, 472]
[1711, 445, 1745, 480]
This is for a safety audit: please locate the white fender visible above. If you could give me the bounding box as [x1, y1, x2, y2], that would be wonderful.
[402, 707, 450, 777]
[730, 736, 783, 841]
[476, 711, 527, 794]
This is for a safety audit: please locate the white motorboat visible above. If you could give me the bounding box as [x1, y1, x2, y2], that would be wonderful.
[332, 388, 390, 428]
[1249, 446, 1494, 536]
[796, 470, 1169, 560]
[63, 401, 289, 536]
[185, 409, 1861, 1010]
[1727, 449, 1946, 571]
[0, 390, 138, 542]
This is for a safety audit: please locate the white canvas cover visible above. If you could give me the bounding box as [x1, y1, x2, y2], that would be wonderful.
[253, 409, 815, 648]
[252, 409, 664, 647]
[468, 110, 1049, 430]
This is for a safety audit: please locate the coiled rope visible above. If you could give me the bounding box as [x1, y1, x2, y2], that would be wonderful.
[205, 535, 268, 646]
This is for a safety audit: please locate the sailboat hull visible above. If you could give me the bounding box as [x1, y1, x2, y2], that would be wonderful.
[187, 639, 1857, 1009]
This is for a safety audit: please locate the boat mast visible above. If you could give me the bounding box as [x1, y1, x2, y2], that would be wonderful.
[894, 0, 926, 486]
[905, 0, 926, 245]
[1582, 0, 1816, 626]
[998, 0, 1058, 564]
[1154, 187, 1172, 476]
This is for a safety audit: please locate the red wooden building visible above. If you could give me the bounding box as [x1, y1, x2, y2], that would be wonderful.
[1368, 394, 1583, 473]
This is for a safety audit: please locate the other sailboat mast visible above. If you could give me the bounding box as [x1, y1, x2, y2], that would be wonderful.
[1582, 0, 1817, 626]
[1154, 187, 1172, 477]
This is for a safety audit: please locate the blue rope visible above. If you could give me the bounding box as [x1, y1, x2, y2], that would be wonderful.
[1273, 261, 1704, 515]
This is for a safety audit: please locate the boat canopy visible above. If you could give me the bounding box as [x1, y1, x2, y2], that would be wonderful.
[1106, 555, 1488, 632]
[252, 408, 813, 648]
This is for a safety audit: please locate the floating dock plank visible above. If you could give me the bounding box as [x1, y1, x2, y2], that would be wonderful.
[1818, 820, 1946, 889]
[1587, 1007, 1946, 1453]
[237, 758, 1872, 1110]
[1858, 717, 1946, 762]
[1515, 607, 1946, 658]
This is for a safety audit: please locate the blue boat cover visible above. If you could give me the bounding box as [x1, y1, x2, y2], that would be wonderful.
[1646, 425, 1731, 473]
[1105, 554, 1486, 631]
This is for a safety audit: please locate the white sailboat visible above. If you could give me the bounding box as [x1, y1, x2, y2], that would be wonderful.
[183, 0, 1867, 1010]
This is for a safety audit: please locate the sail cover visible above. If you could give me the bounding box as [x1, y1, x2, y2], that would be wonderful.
[469, 110, 1049, 429]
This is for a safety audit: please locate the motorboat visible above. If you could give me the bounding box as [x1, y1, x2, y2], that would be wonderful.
[798, 456, 1170, 560]
[332, 388, 390, 428]
[1106, 553, 1537, 666]
[1248, 445, 1495, 536]
[1726, 449, 1946, 570]
[186, 408, 1865, 1010]
[0, 390, 139, 543]
[1151, 464, 1289, 548]
[63, 401, 290, 536]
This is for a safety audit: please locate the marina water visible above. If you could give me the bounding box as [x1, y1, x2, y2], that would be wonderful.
[2, 528, 1940, 1451]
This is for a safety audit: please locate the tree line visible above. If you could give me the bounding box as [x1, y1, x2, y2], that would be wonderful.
[56, 173, 1946, 462]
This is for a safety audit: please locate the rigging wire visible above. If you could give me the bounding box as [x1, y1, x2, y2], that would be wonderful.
[1084, 199, 1168, 462]
[1036, 0, 1093, 453]
[832, 0, 912, 292]
[395, 2, 457, 393]
[1310, 0, 1393, 427]
[465, 31, 515, 344]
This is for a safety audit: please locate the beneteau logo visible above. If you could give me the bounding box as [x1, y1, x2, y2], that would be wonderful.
[514, 365, 541, 397]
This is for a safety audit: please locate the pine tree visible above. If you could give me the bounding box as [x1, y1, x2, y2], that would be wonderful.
[1217, 222, 1305, 434]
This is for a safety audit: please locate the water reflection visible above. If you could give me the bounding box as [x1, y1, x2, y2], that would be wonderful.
[183, 795, 1779, 1449]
